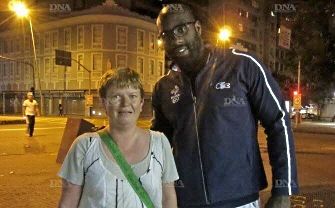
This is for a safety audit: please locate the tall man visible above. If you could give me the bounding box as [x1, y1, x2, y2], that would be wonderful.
[151, 3, 298, 208]
[23, 92, 39, 137]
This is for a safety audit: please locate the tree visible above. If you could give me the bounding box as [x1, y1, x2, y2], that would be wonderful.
[284, 0, 335, 104]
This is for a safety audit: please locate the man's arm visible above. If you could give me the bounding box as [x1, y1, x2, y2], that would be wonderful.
[58, 179, 82, 208]
[233, 51, 298, 204]
[22, 106, 26, 116]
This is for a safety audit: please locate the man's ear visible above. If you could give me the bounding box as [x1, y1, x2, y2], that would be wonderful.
[194, 20, 202, 35]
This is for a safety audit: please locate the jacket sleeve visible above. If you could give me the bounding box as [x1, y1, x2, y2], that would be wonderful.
[242, 53, 299, 196]
[150, 82, 174, 144]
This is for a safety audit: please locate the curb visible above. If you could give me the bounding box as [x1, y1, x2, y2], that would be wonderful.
[260, 146, 335, 155]
[0, 119, 26, 125]
[293, 128, 335, 135]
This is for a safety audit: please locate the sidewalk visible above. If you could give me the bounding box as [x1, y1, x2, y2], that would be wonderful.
[0, 115, 26, 125]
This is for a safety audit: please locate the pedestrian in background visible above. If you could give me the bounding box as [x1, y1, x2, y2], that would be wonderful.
[151, 3, 298, 208]
[58, 104, 64, 116]
[22, 92, 39, 137]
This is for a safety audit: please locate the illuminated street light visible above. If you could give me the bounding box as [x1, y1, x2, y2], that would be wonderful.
[293, 90, 298, 96]
[8, 1, 29, 17]
[218, 27, 232, 42]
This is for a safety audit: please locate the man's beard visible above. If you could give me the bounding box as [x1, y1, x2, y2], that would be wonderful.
[169, 36, 203, 73]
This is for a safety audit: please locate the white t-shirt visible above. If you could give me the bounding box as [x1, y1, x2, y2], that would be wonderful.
[58, 130, 179, 208]
[22, 99, 38, 116]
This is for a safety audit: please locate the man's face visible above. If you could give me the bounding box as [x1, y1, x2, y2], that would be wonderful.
[28, 95, 33, 101]
[157, 9, 203, 70]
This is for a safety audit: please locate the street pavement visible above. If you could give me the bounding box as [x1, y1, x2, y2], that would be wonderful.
[0, 115, 335, 207]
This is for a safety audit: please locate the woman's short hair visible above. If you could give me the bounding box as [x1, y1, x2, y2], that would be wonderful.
[98, 67, 144, 99]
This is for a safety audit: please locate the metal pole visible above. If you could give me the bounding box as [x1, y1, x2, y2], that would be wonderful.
[29, 18, 43, 115]
[2, 92, 5, 115]
[64, 66, 66, 91]
[298, 59, 301, 93]
[70, 58, 91, 94]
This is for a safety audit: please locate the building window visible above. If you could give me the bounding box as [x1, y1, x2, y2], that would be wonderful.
[45, 32, 51, 52]
[158, 61, 164, 76]
[116, 26, 128, 50]
[238, 23, 244, 32]
[52, 31, 58, 49]
[116, 54, 127, 68]
[137, 30, 144, 52]
[15, 62, 19, 76]
[149, 33, 155, 51]
[64, 28, 71, 49]
[149, 59, 155, 75]
[10, 62, 14, 76]
[34, 34, 39, 54]
[4, 63, 8, 76]
[92, 24, 103, 48]
[44, 58, 50, 76]
[78, 25, 84, 49]
[24, 60, 30, 80]
[52, 57, 57, 73]
[77, 54, 84, 71]
[92, 53, 102, 71]
[137, 57, 144, 77]
[25, 36, 31, 53]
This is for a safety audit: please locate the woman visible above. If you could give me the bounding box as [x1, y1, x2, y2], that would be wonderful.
[58, 68, 179, 208]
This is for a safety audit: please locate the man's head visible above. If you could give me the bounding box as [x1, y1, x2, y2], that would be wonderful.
[27, 92, 33, 101]
[157, 4, 204, 72]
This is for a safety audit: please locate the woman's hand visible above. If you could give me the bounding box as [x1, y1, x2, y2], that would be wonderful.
[58, 179, 83, 208]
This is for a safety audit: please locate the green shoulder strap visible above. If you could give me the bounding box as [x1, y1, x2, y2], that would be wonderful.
[97, 131, 155, 208]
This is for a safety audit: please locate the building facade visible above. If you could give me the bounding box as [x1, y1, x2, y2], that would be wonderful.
[208, 0, 286, 72]
[0, 2, 164, 116]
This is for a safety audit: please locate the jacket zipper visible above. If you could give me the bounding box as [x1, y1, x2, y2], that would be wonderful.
[191, 90, 210, 204]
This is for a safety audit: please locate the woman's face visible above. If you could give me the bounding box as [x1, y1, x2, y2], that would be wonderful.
[103, 86, 143, 127]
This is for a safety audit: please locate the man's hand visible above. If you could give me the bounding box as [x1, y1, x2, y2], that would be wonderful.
[265, 195, 290, 208]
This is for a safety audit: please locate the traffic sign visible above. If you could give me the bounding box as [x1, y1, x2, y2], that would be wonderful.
[85, 94, 93, 106]
[55, 49, 71, 66]
[293, 93, 301, 109]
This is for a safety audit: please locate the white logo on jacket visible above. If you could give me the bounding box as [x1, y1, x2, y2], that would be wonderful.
[170, 85, 180, 104]
[215, 82, 231, 90]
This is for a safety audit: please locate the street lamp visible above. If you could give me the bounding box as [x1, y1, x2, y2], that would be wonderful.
[8, 1, 29, 17]
[217, 26, 232, 57]
[9, 0, 44, 115]
[218, 27, 231, 42]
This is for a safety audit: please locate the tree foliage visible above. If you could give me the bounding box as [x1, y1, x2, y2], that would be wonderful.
[284, 0, 335, 103]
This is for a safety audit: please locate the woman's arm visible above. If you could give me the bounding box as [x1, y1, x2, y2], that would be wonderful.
[162, 182, 177, 208]
[58, 179, 83, 208]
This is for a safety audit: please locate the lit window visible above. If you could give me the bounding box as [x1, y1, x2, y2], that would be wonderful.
[77, 54, 84, 71]
[92, 54, 102, 71]
[116, 54, 127, 68]
[92, 24, 103, 48]
[52, 31, 58, 48]
[137, 30, 144, 51]
[149, 33, 155, 51]
[116, 26, 127, 49]
[64, 28, 71, 49]
[137, 57, 144, 74]
[78, 25, 84, 48]
[158, 61, 164, 76]
[45, 32, 51, 51]
[149, 59, 155, 75]
[45, 58, 50, 75]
